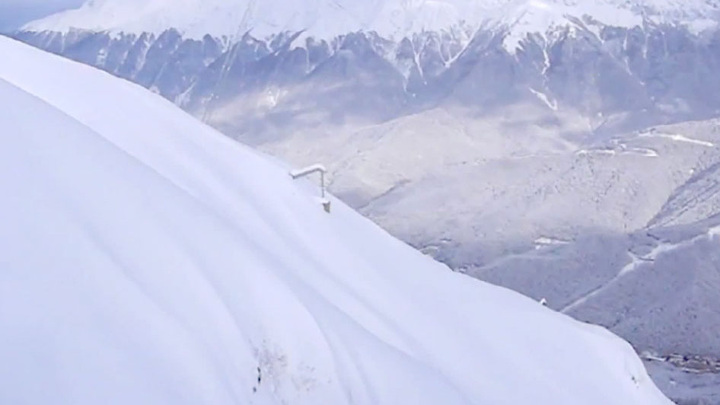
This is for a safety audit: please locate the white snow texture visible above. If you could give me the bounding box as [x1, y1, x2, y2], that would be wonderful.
[0, 36, 671, 405]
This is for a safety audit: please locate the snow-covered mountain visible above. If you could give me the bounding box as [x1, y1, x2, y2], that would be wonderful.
[0, 35, 672, 405]
[9, 1, 720, 401]
[21, 0, 485, 40]
[15, 0, 720, 131]
[20, 0, 720, 44]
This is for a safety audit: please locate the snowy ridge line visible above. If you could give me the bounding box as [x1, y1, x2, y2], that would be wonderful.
[21, 0, 720, 52]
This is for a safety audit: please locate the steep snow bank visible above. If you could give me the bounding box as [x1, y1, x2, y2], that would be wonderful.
[0, 36, 671, 405]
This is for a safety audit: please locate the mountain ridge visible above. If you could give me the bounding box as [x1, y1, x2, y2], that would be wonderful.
[22, 0, 720, 52]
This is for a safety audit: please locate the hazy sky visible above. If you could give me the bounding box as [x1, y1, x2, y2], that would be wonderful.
[0, 0, 83, 32]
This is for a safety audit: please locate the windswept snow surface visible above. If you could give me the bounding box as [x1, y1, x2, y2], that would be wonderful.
[0, 36, 672, 405]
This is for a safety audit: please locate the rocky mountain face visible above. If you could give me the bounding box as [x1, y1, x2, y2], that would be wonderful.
[14, 22, 720, 135]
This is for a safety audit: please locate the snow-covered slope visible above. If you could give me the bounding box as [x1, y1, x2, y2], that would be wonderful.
[12, 1, 720, 401]
[0, 37, 671, 405]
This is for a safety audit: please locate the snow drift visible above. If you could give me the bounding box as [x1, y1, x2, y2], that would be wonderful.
[0, 36, 671, 405]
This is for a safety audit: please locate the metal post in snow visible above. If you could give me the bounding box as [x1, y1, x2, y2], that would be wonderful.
[290, 164, 330, 213]
[321, 171, 325, 198]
